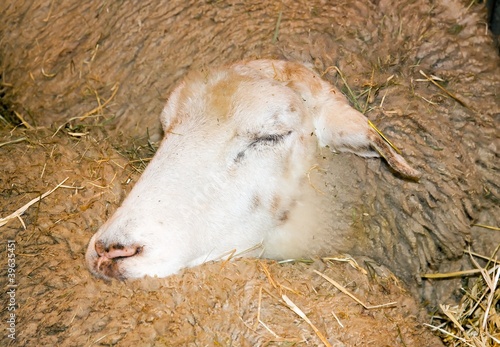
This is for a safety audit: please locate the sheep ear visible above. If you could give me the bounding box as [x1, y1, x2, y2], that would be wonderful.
[160, 81, 186, 133]
[314, 101, 421, 180]
[366, 125, 422, 179]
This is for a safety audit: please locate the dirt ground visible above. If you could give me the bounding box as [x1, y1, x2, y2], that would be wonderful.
[1, 0, 499, 346]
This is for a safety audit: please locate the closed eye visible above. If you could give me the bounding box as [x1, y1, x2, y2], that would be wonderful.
[249, 130, 292, 147]
[233, 130, 293, 164]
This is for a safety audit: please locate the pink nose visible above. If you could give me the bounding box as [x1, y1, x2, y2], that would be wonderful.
[95, 241, 140, 259]
[94, 241, 142, 277]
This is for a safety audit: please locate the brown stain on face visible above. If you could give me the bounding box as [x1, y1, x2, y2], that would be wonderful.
[277, 210, 289, 223]
[270, 195, 281, 214]
[164, 70, 250, 135]
[95, 257, 125, 280]
[208, 73, 245, 120]
[251, 195, 261, 211]
[270, 195, 291, 225]
[283, 61, 324, 95]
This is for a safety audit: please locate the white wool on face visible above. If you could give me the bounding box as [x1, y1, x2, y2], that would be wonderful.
[86, 59, 419, 280]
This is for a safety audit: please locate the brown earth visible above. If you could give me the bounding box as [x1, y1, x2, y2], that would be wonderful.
[0, 0, 499, 346]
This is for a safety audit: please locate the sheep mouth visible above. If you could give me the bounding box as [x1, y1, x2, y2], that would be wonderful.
[92, 256, 127, 281]
[90, 241, 144, 280]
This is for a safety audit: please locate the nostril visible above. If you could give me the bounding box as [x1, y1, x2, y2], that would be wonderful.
[106, 244, 141, 259]
[94, 241, 142, 259]
[95, 240, 107, 257]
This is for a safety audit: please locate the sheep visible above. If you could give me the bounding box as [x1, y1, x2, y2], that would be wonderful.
[85, 59, 420, 280]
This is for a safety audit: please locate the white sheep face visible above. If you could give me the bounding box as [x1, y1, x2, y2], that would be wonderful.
[85, 60, 419, 280]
